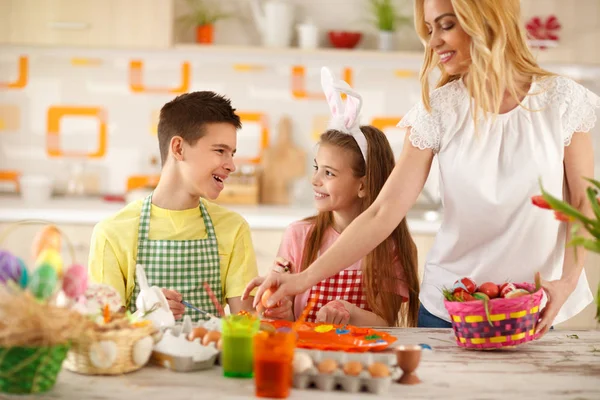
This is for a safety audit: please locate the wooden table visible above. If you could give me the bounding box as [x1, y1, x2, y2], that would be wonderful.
[4, 328, 599, 400]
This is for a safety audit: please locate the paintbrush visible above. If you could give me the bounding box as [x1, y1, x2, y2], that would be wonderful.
[181, 300, 221, 321]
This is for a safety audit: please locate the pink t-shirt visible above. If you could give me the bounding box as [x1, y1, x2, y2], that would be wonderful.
[277, 220, 410, 319]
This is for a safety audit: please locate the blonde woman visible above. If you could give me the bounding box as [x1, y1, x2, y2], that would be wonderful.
[244, 0, 599, 332]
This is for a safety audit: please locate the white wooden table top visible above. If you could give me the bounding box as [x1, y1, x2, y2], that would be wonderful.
[5, 328, 599, 400]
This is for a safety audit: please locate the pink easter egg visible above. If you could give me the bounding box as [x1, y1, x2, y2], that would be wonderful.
[0, 250, 22, 284]
[62, 263, 88, 299]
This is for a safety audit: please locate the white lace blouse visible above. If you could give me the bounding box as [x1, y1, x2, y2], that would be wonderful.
[399, 76, 600, 324]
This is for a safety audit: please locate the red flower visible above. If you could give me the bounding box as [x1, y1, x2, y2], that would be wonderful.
[554, 211, 574, 222]
[526, 15, 561, 49]
[531, 195, 551, 210]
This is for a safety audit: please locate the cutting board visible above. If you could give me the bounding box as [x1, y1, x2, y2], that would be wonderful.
[260, 115, 306, 205]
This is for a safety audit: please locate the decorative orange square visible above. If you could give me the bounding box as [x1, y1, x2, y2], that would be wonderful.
[46, 106, 107, 158]
[291, 66, 353, 99]
[129, 60, 190, 94]
[371, 117, 403, 132]
[0, 170, 21, 192]
[237, 112, 270, 164]
[0, 56, 28, 89]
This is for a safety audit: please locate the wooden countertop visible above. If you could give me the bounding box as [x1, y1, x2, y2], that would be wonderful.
[36, 328, 600, 400]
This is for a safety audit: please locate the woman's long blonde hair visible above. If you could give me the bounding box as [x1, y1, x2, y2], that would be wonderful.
[299, 128, 420, 327]
[414, 0, 554, 124]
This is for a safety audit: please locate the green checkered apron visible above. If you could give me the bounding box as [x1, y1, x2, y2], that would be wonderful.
[129, 193, 222, 321]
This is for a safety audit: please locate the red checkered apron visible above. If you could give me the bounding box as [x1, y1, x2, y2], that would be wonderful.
[305, 268, 371, 322]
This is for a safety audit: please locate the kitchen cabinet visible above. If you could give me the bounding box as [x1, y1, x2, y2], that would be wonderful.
[0, 0, 174, 49]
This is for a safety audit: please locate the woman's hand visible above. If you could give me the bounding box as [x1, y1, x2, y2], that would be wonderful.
[535, 278, 574, 337]
[250, 271, 312, 309]
[315, 300, 353, 325]
[161, 288, 185, 320]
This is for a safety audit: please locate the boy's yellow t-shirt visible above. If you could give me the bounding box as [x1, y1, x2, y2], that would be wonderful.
[88, 198, 258, 307]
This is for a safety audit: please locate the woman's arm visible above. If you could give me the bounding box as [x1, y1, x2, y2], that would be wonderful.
[536, 132, 595, 335]
[255, 131, 435, 307]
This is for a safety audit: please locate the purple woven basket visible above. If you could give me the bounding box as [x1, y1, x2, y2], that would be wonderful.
[444, 283, 543, 350]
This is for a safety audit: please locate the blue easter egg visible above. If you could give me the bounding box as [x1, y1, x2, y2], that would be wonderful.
[17, 258, 28, 288]
[29, 263, 57, 300]
[0, 250, 21, 284]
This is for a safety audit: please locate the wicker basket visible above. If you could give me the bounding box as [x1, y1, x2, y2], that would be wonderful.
[64, 323, 156, 375]
[0, 343, 70, 394]
[444, 283, 543, 350]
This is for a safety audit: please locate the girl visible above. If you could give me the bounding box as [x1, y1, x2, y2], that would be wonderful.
[244, 68, 420, 327]
[249, 0, 599, 334]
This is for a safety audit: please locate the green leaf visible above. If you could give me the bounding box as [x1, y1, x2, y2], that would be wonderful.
[539, 179, 600, 237]
[584, 177, 600, 192]
[483, 298, 493, 326]
[586, 186, 600, 220]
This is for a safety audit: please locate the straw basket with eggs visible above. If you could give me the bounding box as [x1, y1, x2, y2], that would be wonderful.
[0, 220, 90, 394]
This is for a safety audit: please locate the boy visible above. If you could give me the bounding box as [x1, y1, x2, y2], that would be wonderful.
[88, 91, 258, 319]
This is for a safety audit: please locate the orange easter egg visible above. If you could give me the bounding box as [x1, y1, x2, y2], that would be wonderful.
[32, 225, 62, 260]
[261, 288, 282, 309]
[202, 330, 221, 346]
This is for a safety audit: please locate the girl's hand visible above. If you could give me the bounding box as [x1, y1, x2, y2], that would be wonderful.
[535, 278, 573, 337]
[263, 296, 294, 321]
[161, 288, 185, 320]
[315, 300, 353, 325]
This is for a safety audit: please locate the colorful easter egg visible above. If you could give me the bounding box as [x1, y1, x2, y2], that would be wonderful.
[454, 277, 477, 294]
[17, 258, 28, 288]
[477, 282, 500, 299]
[31, 225, 62, 259]
[0, 250, 21, 284]
[29, 262, 58, 300]
[62, 263, 88, 299]
[35, 248, 63, 277]
[500, 283, 517, 298]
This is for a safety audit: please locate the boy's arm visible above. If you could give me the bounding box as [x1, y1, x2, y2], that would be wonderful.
[225, 221, 258, 314]
[88, 224, 127, 306]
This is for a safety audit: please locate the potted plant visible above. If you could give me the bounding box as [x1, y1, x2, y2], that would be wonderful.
[177, 0, 232, 45]
[532, 177, 600, 322]
[367, 0, 412, 51]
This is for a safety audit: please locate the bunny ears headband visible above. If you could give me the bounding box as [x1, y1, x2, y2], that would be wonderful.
[321, 67, 368, 161]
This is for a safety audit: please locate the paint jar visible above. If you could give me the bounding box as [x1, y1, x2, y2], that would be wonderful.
[253, 331, 296, 398]
[221, 314, 259, 378]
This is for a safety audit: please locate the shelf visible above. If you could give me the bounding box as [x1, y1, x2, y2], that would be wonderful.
[1, 43, 599, 79]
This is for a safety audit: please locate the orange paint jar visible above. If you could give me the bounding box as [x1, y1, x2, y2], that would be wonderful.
[253, 331, 296, 398]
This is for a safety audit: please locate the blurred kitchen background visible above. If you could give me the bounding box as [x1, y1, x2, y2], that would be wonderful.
[0, 0, 598, 328]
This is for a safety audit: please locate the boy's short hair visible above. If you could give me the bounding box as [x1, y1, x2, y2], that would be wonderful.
[157, 91, 242, 164]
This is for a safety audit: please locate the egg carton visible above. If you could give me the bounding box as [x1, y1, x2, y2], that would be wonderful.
[296, 348, 396, 367]
[293, 367, 398, 395]
[151, 316, 220, 372]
